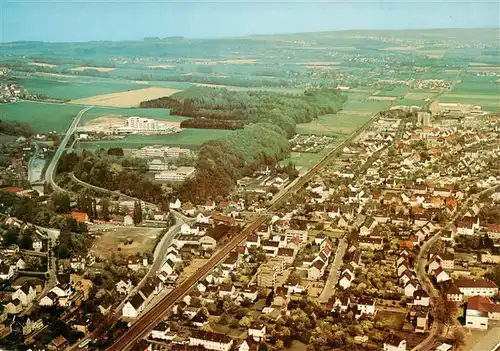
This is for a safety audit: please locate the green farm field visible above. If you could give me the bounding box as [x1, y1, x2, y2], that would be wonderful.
[76, 128, 233, 150]
[16, 75, 148, 101]
[296, 92, 384, 136]
[0, 101, 83, 132]
[296, 112, 371, 135]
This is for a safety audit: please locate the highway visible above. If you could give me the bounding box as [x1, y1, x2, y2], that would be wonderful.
[107, 112, 379, 350]
[45, 106, 93, 194]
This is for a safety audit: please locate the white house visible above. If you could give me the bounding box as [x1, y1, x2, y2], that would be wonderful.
[70, 255, 86, 271]
[404, 280, 419, 298]
[454, 279, 498, 297]
[189, 330, 233, 351]
[122, 294, 145, 319]
[196, 212, 211, 224]
[331, 296, 350, 313]
[383, 335, 407, 351]
[5, 299, 23, 314]
[170, 199, 182, 210]
[433, 267, 451, 283]
[32, 235, 44, 252]
[15, 258, 26, 270]
[248, 321, 266, 342]
[339, 272, 353, 290]
[124, 215, 134, 226]
[218, 284, 236, 299]
[308, 260, 326, 281]
[357, 297, 376, 317]
[0, 265, 14, 280]
[150, 321, 170, 340]
[12, 283, 36, 306]
[465, 296, 500, 329]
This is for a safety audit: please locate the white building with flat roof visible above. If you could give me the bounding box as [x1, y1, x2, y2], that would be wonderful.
[127, 117, 158, 131]
[154, 167, 196, 181]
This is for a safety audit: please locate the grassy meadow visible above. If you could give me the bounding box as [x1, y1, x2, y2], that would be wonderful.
[76, 129, 233, 150]
[0, 101, 84, 132]
[16, 75, 148, 101]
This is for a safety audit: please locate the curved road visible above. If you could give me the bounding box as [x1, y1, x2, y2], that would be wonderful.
[45, 106, 93, 193]
[412, 183, 499, 351]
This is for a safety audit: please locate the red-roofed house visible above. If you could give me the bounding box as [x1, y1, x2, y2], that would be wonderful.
[70, 212, 89, 223]
[466, 296, 500, 329]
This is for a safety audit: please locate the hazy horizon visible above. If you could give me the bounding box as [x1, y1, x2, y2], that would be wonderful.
[1, 0, 498, 43]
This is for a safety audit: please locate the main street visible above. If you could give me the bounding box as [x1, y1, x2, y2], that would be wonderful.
[107, 113, 380, 350]
[318, 237, 347, 303]
[45, 106, 93, 193]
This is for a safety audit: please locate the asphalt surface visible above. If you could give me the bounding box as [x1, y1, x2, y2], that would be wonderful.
[45, 106, 92, 193]
[318, 238, 347, 303]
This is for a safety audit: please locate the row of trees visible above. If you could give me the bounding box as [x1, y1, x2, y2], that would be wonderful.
[180, 118, 244, 130]
[0, 119, 33, 137]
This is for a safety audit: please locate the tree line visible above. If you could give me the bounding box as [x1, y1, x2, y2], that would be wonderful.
[141, 87, 346, 202]
[0, 120, 33, 137]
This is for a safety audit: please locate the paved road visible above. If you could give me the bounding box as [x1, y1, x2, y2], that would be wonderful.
[45, 106, 92, 193]
[411, 183, 499, 351]
[107, 112, 380, 351]
[28, 142, 45, 184]
[318, 238, 347, 303]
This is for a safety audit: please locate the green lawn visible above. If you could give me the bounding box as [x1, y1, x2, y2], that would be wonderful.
[76, 128, 233, 149]
[377, 85, 409, 97]
[0, 101, 84, 132]
[16, 75, 147, 101]
[296, 112, 371, 136]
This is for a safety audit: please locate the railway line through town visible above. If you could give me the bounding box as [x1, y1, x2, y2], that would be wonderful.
[106, 112, 380, 350]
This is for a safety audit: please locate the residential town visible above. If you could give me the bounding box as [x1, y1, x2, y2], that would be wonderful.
[0, 103, 497, 351]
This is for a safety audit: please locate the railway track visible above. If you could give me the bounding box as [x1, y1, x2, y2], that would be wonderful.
[107, 113, 379, 350]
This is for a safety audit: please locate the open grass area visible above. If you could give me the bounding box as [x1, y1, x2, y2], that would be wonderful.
[89, 226, 161, 260]
[450, 79, 499, 95]
[374, 310, 406, 329]
[296, 112, 371, 135]
[16, 75, 148, 101]
[76, 128, 233, 149]
[438, 95, 500, 111]
[377, 85, 409, 98]
[0, 101, 83, 132]
[280, 151, 326, 171]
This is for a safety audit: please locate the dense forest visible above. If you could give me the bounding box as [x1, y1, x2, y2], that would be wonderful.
[140, 87, 346, 137]
[180, 118, 244, 130]
[0, 120, 33, 137]
[57, 150, 170, 209]
[153, 87, 347, 201]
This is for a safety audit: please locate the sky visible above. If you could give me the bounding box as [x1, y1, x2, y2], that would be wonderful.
[0, 0, 498, 42]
